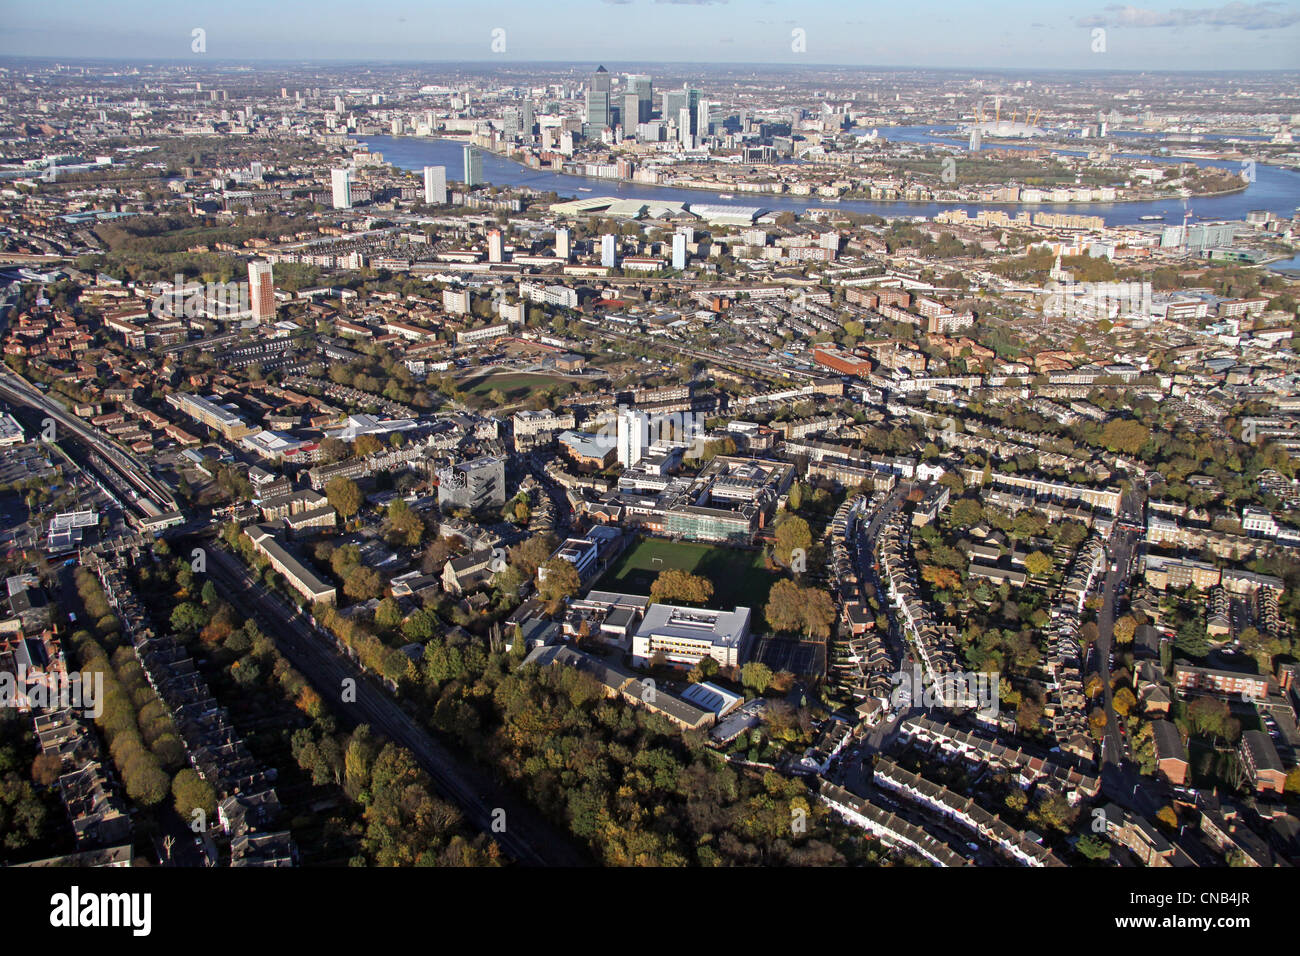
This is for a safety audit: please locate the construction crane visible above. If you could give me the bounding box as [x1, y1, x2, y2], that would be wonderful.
[994, 97, 1001, 124]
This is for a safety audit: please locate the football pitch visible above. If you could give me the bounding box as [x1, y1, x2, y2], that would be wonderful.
[594, 537, 778, 619]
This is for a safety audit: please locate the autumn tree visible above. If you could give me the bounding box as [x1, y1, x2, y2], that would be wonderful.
[172, 768, 216, 820]
[649, 568, 714, 605]
[773, 515, 812, 567]
[1023, 550, 1053, 578]
[326, 477, 363, 519]
[537, 557, 580, 606]
[1113, 615, 1136, 645]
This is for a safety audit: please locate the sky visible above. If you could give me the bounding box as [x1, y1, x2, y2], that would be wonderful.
[2, 1, 1299, 70]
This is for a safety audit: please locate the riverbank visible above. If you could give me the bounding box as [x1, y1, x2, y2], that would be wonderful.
[355, 133, 1300, 227]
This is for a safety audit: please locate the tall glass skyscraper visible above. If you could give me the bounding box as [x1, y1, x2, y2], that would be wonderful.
[584, 65, 612, 135]
[626, 74, 653, 124]
[463, 146, 483, 187]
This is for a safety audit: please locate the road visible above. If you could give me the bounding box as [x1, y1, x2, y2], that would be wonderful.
[200, 544, 588, 867]
[1093, 487, 1145, 776]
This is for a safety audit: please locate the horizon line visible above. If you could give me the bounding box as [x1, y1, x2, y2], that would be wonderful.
[2, 54, 1299, 75]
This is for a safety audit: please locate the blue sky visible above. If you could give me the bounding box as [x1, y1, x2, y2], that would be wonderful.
[3, 1, 1299, 69]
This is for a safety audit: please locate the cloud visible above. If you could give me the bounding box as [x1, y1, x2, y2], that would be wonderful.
[1078, 2, 1300, 30]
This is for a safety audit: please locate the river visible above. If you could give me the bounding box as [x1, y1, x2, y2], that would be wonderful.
[356, 126, 1300, 228]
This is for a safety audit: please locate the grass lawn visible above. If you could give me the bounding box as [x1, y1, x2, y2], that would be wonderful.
[460, 370, 572, 404]
[594, 536, 779, 625]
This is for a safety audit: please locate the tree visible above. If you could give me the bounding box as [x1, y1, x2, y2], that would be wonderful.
[1077, 834, 1110, 861]
[1023, 550, 1053, 578]
[31, 753, 62, 787]
[172, 768, 216, 820]
[921, 564, 961, 591]
[950, 498, 983, 528]
[764, 579, 806, 634]
[375, 597, 404, 632]
[326, 477, 363, 519]
[773, 515, 812, 567]
[764, 580, 834, 638]
[344, 566, 383, 602]
[741, 661, 773, 695]
[680, 646, 717, 678]
[170, 602, 207, 636]
[537, 557, 580, 605]
[421, 536, 459, 574]
[354, 434, 383, 458]
[510, 534, 558, 579]
[649, 569, 714, 605]
[1101, 419, 1149, 456]
[384, 498, 425, 547]
[1113, 615, 1136, 645]
[1112, 687, 1137, 717]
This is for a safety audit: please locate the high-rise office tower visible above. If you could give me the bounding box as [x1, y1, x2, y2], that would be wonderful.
[555, 227, 571, 262]
[463, 146, 483, 187]
[626, 74, 653, 123]
[672, 233, 687, 271]
[601, 234, 617, 268]
[248, 260, 275, 321]
[520, 100, 535, 135]
[663, 90, 686, 122]
[584, 65, 612, 134]
[623, 93, 641, 134]
[678, 107, 693, 146]
[488, 229, 504, 263]
[696, 99, 711, 139]
[331, 167, 352, 209]
[423, 165, 447, 204]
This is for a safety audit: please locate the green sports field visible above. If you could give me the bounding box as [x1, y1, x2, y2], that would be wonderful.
[594, 537, 778, 619]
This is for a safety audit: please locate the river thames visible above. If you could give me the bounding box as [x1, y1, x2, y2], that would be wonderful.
[356, 126, 1300, 228]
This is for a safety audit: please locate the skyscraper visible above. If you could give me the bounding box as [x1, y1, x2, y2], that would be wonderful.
[488, 229, 504, 263]
[248, 260, 275, 322]
[663, 89, 687, 123]
[423, 165, 447, 204]
[463, 146, 483, 187]
[623, 93, 640, 134]
[696, 99, 711, 139]
[584, 65, 612, 135]
[616, 408, 649, 468]
[502, 107, 522, 139]
[678, 107, 693, 147]
[600, 234, 617, 269]
[555, 227, 571, 262]
[672, 233, 687, 271]
[626, 74, 653, 124]
[330, 167, 352, 209]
